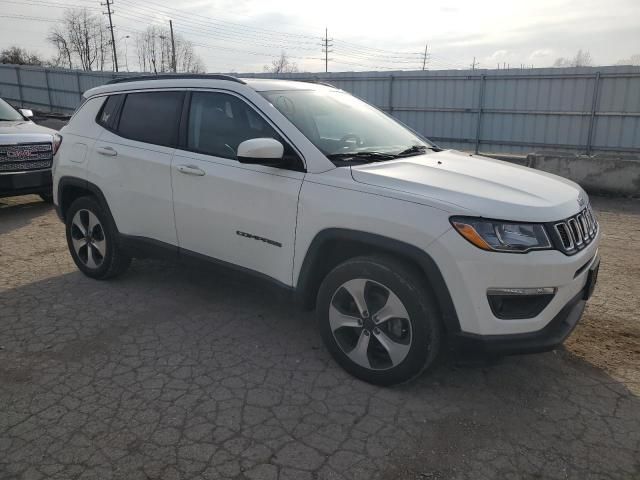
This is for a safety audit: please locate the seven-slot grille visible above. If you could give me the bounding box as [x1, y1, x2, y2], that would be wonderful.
[0, 142, 53, 172]
[553, 206, 598, 254]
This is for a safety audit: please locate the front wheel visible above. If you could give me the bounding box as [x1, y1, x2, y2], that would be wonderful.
[316, 255, 442, 385]
[65, 196, 131, 279]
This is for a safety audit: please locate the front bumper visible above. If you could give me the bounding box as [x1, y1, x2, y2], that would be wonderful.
[452, 287, 587, 355]
[0, 169, 52, 198]
[427, 224, 601, 338]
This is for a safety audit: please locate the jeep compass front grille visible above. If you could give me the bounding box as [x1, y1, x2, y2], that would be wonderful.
[0, 142, 53, 172]
[552, 206, 598, 254]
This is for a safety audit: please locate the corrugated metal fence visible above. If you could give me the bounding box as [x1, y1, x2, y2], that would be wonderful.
[1, 64, 639, 155]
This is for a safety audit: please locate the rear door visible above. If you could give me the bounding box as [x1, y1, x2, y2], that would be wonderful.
[171, 90, 305, 286]
[88, 90, 184, 246]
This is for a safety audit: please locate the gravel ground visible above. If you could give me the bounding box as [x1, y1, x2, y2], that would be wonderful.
[0, 194, 638, 480]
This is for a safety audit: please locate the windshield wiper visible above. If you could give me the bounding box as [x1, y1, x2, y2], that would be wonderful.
[326, 151, 398, 162]
[396, 145, 439, 156]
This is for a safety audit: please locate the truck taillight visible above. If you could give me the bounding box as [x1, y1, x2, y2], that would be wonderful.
[52, 134, 63, 155]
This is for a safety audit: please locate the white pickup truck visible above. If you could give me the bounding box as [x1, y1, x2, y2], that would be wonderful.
[0, 97, 61, 201]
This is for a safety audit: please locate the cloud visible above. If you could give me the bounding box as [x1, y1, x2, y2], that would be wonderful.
[488, 50, 509, 60]
[529, 49, 553, 59]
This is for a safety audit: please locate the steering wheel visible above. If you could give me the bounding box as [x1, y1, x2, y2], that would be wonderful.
[339, 133, 363, 148]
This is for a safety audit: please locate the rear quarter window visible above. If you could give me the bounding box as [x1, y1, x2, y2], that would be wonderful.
[96, 94, 124, 130]
[116, 91, 184, 147]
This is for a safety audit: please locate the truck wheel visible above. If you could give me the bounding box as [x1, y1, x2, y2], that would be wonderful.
[316, 255, 442, 385]
[65, 196, 131, 279]
[39, 192, 53, 203]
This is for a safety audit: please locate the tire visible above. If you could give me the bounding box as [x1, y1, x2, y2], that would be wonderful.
[65, 196, 131, 279]
[316, 255, 442, 386]
[39, 192, 53, 203]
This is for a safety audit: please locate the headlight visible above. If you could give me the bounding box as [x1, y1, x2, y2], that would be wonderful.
[450, 217, 552, 253]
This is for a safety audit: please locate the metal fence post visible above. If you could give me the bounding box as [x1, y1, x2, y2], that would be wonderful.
[388, 75, 395, 114]
[75, 71, 82, 105]
[474, 74, 486, 154]
[44, 69, 53, 112]
[585, 71, 601, 156]
[15, 66, 24, 107]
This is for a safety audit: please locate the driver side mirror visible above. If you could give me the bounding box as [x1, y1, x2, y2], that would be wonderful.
[237, 138, 284, 167]
[19, 108, 34, 119]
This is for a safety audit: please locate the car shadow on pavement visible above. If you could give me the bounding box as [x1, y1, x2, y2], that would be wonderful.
[0, 197, 53, 235]
[0, 263, 638, 480]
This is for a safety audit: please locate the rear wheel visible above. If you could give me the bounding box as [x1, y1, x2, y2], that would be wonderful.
[65, 196, 131, 279]
[317, 255, 442, 385]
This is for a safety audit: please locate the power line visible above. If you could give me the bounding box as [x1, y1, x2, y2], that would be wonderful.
[113, 5, 320, 52]
[0, 0, 448, 70]
[1, 0, 101, 10]
[113, 5, 421, 69]
[118, 0, 318, 42]
[115, 0, 427, 59]
[0, 1, 472, 72]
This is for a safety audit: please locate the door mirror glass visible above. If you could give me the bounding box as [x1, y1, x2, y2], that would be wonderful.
[237, 138, 284, 166]
[19, 108, 34, 118]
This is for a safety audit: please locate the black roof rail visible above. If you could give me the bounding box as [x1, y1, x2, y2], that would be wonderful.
[314, 81, 337, 88]
[249, 77, 336, 88]
[106, 74, 245, 85]
[296, 79, 336, 88]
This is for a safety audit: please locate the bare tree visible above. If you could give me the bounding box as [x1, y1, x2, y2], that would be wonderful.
[135, 25, 204, 74]
[48, 27, 73, 68]
[47, 8, 113, 71]
[616, 54, 640, 66]
[553, 49, 593, 68]
[264, 52, 298, 74]
[0, 46, 43, 65]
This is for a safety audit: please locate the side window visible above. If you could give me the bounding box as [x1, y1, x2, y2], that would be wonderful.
[117, 91, 184, 147]
[97, 94, 123, 130]
[187, 92, 302, 169]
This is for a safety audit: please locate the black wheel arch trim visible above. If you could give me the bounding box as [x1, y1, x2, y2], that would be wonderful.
[56, 176, 117, 229]
[296, 228, 461, 334]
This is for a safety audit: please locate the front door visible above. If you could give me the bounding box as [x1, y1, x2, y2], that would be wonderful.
[171, 91, 305, 286]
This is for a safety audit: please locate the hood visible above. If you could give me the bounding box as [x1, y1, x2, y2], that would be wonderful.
[350, 150, 586, 222]
[0, 120, 56, 137]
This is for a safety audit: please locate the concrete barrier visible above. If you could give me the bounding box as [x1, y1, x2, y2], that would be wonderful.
[523, 153, 640, 197]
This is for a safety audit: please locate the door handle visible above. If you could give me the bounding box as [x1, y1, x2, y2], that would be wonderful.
[176, 164, 205, 176]
[96, 146, 117, 156]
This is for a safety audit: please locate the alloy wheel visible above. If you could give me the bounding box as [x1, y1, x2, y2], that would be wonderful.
[70, 209, 106, 269]
[329, 278, 413, 370]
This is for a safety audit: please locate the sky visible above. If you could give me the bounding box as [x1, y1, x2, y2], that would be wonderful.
[1, 0, 639, 73]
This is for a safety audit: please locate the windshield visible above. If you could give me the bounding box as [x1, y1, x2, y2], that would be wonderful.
[261, 89, 432, 162]
[0, 98, 24, 121]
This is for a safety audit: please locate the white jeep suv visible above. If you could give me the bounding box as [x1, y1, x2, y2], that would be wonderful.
[52, 75, 600, 385]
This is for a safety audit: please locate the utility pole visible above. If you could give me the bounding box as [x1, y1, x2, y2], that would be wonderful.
[421, 43, 429, 70]
[470, 56, 478, 70]
[102, 0, 118, 72]
[169, 20, 177, 72]
[321, 27, 333, 73]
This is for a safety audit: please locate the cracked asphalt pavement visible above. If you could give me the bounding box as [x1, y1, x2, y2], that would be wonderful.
[0, 195, 638, 480]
